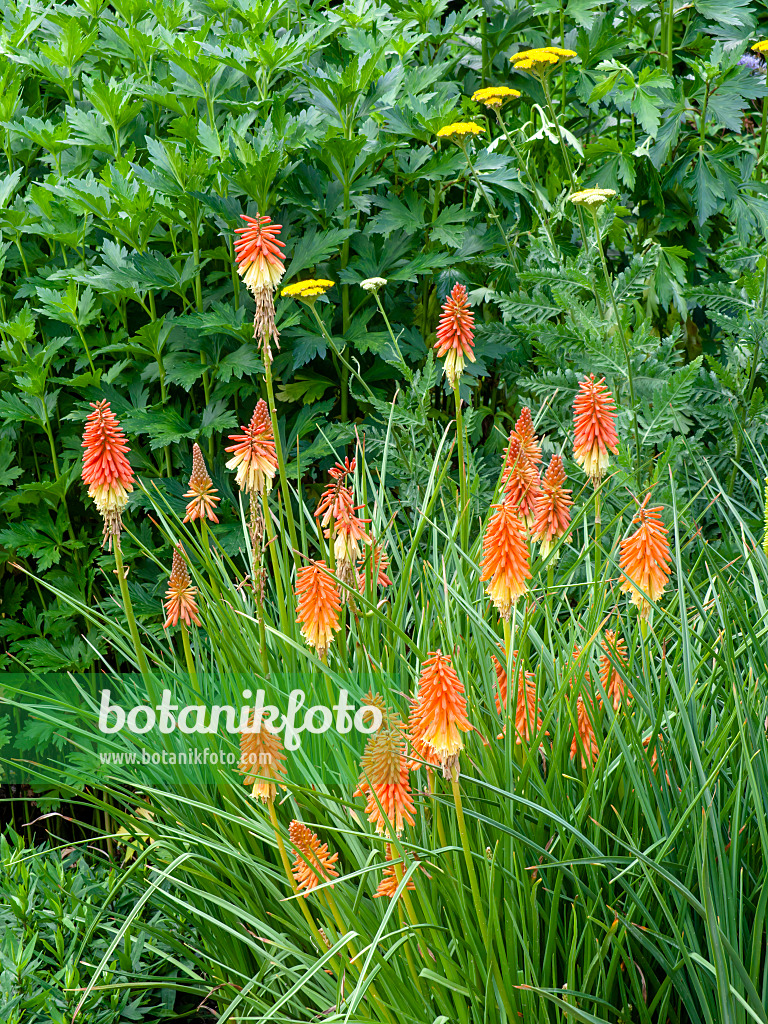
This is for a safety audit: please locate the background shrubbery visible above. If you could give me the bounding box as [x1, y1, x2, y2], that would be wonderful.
[2, 0, 768, 667]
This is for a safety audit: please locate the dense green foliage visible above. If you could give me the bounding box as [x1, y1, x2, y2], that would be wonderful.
[0, 831, 203, 1022]
[2, 0, 768, 665]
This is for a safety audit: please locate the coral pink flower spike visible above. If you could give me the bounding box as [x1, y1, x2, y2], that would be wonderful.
[434, 283, 475, 386]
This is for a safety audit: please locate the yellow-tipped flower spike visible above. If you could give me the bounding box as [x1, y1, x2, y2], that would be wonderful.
[619, 500, 672, 616]
[295, 560, 342, 658]
[288, 820, 339, 895]
[239, 725, 287, 803]
[599, 630, 631, 712]
[354, 716, 416, 835]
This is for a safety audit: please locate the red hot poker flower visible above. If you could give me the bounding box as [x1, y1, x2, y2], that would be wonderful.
[295, 560, 342, 658]
[234, 214, 285, 291]
[512, 407, 542, 469]
[411, 651, 471, 777]
[619, 501, 672, 616]
[81, 399, 134, 547]
[501, 434, 542, 526]
[434, 283, 475, 386]
[531, 454, 572, 557]
[480, 502, 531, 619]
[572, 375, 618, 483]
[599, 630, 631, 711]
[225, 400, 278, 496]
[289, 820, 339, 895]
[183, 443, 220, 523]
[163, 544, 201, 629]
[355, 717, 416, 835]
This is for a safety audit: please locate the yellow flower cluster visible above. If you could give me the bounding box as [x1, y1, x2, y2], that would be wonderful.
[569, 188, 616, 207]
[436, 122, 484, 140]
[510, 46, 577, 73]
[282, 279, 334, 299]
[471, 86, 521, 109]
[752, 40, 768, 53]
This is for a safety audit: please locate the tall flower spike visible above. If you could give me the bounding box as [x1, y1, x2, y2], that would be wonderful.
[572, 375, 619, 483]
[183, 443, 220, 524]
[531, 454, 572, 558]
[406, 694, 442, 771]
[354, 717, 416, 835]
[619, 502, 672, 616]
[81, 399, 134, 548]
[234, 214, 285, 357]
[599, 630, 630, 711]
[358, 542, 393, 591]
[492, 651, 543, 745]
[288, 820, 339, 895]
[411, 651, 471, 777]
[434, 283, 475, 387]
[570, 693, 600, 769]
[225, 400, 278, 496]
[513, 407, 542, 469]
[501, 434, 542, 525]
[163, 545, 201, 629]
[375, 844, 417, 899]
[295, 560, 342, 659]
[480, 503, 531, 619]
[239, 724, 287, 803]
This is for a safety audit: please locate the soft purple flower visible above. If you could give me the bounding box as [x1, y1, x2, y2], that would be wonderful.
[739, 52, 765, 74]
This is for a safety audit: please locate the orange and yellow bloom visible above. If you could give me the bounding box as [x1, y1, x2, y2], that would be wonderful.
[572, 375, 618, 483]
[234, 214, 285, 292]
[619, 501, 672, 615]
[599, 630, 630, 711]
[355, 718, 416, 835]
[480, 502, 531, 618]
[570, 692, 599, 769]
[410, 651, 471, 775]
[239, 724, 287, 802]
[289, 820, 339, 895]
[81, 399, 134, 547]
[434, 282, 475, 386]
[183, 442, 220, 523]
[163, 544, 201, 629]
[501, 434, 542, 525]
[295, 560, 342, 658]
[531, 454, 572, 557]
[375, 845, 417, 899]
[225, 400, 278, 496]
[492, 651, 543, 745]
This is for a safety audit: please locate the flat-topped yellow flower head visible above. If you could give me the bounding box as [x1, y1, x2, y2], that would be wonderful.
[510, 46, 577, 74]
[570, 188, 616, 208]
[436, 122, 484, 142]
[281, 279, 334, 299]
[752, 40, 768, 53]
[471, 86, 521, 109]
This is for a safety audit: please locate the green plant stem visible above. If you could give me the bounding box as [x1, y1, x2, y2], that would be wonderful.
[309, 303, 378, 405]
[590, 208, 642, 482]
[760, 65, 768, 180]
[113, 541, 151, 681]
[263, 352, 300, 573]
[496, 111, 559, 259]
[460, 146, 515, 261]
[453, 382, 468, 548]
[180, 622, 198, 693]
[593, 487, 601, 605]
[540, 76, 590, 254]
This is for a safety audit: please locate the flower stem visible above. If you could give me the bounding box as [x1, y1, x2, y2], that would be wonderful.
[263, 352, 300, 572]
[461, 146, 515, 261]
[541, 76, 590, 255]
[181, 622, 198, 694]
[590, 208, 642, 482]
[496, 111, 559, 259]
[113, 541, 151, 681]
[453, 382, 468, 548]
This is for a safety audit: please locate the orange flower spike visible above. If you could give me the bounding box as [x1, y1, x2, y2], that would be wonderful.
[354, 719, 416, 835]
[295, 560, 342, 658]
[81, 399, 134, 546]
[225, 399, 278, 496]
[406, 695, 442, 771]
[239, 724, 287, 802]
[570, 693, 600, 769]
[501, 434, 542, 525]
[599, 630, 631, 711]
[183, 442, 220, 523]
[412, 651, 472, 774]
[491, 652, 543, 745]
[619, 502, 672, 616]
[434, 282, 475, 386]
[513, 407, 542, 469]
[374, 844, 416, 899]
[531, 454, 572, 557]
[358, 542, 393, 591]
[288, 820, 339, 895]
[480, 503, 532, 619]
[234, 214, 285, 291]
[572, 375, 619, 483]
[163, 545, 202, 629]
